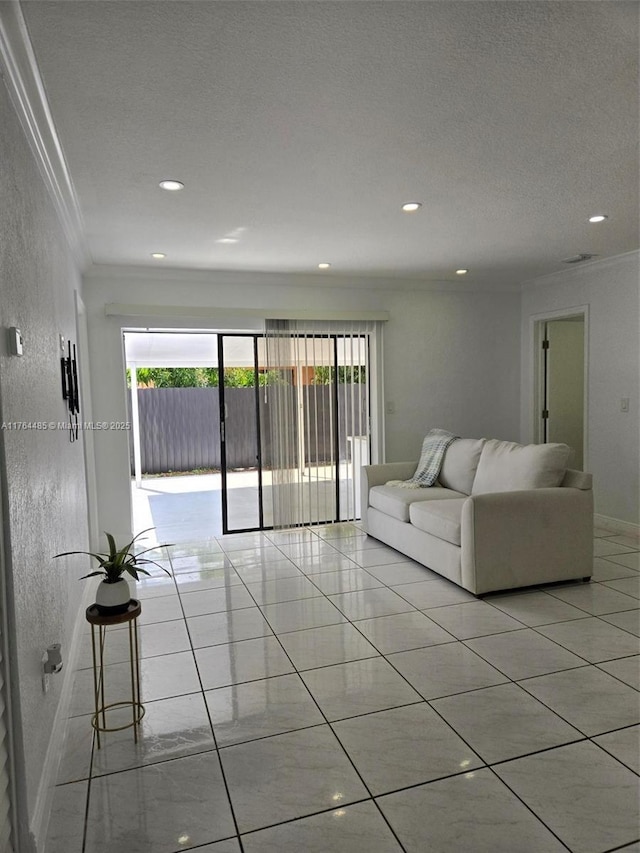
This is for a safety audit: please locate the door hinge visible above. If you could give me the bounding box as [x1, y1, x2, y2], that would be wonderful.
[542, 339, 549, 350]
[542, 409, 549, 419]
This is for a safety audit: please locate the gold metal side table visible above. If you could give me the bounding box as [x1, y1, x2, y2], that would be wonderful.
[85, 598, 145, 748]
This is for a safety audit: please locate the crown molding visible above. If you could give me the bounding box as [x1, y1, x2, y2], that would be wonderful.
[84, 263, 522, 294]
[0, 0, 89, 268]
[105, 303, 390, 322]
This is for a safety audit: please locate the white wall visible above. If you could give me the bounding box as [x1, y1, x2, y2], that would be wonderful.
[381, 287, 522, 458]
[83, 266, 522, 538]
[521, 252, 640, 527]
[0, 81, 88, 847]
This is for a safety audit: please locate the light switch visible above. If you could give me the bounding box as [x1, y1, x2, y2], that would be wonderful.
[8, 327, 23, 356]
[620, 398, 630, 413]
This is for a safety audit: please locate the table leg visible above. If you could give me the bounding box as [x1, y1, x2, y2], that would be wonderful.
[90, 625, 101, 750]
[98, 625, 107, 732]
[128, 620, 138, 743]
[133, 616, 142, 722]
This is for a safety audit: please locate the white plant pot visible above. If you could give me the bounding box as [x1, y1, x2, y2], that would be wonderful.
[95, 577, 131, 615]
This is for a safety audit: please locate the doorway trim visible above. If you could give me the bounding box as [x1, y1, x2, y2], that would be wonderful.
[0, 453, 18, 853]
[530, 304, 589, 468]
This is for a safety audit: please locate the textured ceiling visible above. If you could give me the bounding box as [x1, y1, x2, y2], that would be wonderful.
[19, 0, 640, 288]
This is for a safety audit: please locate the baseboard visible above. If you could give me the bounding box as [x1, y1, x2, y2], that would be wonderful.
[31, 580, 96, 852]
[594, 513, 640, 537]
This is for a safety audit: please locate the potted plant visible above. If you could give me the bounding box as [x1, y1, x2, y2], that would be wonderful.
[55, 528, 173, 615]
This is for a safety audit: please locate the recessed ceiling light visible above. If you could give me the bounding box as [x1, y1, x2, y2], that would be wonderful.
[158, 179, 184, 191]
[217, 237, 238, 244]
[402, 202, 422, 212]
[318, 263, 331, 269]
[588, 214, 608, 223]
[151, 252, 166, 259]
[455, 269, 469, 275]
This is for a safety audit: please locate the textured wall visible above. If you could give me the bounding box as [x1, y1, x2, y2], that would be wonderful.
[380, 288, 522, 457]
[0, 80, 88, 836]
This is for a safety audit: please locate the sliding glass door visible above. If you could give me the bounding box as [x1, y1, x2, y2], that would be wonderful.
[218, 334, 268, 534]
[263, 324, 371, 529]
[218, 328, 372, 533]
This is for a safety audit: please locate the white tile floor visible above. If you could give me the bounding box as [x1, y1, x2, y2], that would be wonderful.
[47, 524, 640, 852]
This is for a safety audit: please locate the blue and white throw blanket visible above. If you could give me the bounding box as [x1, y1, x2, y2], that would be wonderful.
[387, 428, 459, 489]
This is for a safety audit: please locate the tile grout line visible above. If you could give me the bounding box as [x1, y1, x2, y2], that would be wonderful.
[167, 544, 249, 853]
[207, 526, 410, 848]
[58, 527, 639, 851]
[216, 526, 418, 849]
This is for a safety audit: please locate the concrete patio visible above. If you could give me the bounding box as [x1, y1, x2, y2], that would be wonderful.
[131, 464, 361, 543]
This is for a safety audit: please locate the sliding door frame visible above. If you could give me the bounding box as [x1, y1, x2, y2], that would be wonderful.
[219, 329, 375, 532]
[218, 333, 266, 535]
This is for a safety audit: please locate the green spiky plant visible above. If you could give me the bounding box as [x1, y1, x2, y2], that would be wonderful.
[54, 528, 173, 582]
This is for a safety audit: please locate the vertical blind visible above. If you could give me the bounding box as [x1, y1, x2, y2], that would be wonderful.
[264, 319, 375, 529]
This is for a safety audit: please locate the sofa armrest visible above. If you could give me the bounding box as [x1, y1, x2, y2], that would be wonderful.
[360, 462, 416, 529]
[461, 487, 594, 594]
[361, 462, 416, 489]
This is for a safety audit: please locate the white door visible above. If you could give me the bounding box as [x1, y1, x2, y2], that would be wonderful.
[544, 317, 585, 469]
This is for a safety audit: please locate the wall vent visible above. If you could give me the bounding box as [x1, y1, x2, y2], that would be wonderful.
[561, 253, 599, 264]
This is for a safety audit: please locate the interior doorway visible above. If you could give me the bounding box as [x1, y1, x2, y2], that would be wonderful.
[534, 311, 587, 470]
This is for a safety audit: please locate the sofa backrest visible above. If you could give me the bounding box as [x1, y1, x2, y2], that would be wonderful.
[439, 438, 486, 494]
[471, 439, 571, 494]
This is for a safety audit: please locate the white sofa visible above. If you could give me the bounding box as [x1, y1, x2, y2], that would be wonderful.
[361, 437, 593, 595]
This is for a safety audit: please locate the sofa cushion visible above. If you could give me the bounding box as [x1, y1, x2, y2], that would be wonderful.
[471, 439, 571, 495]
[369, 484, 467, 522]
[439, 438, 486, 494]
[409, 499, 466, 546]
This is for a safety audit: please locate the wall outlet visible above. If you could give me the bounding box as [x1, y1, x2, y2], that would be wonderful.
[621, 398, 630, 413]
[385, 401, 396, 415]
